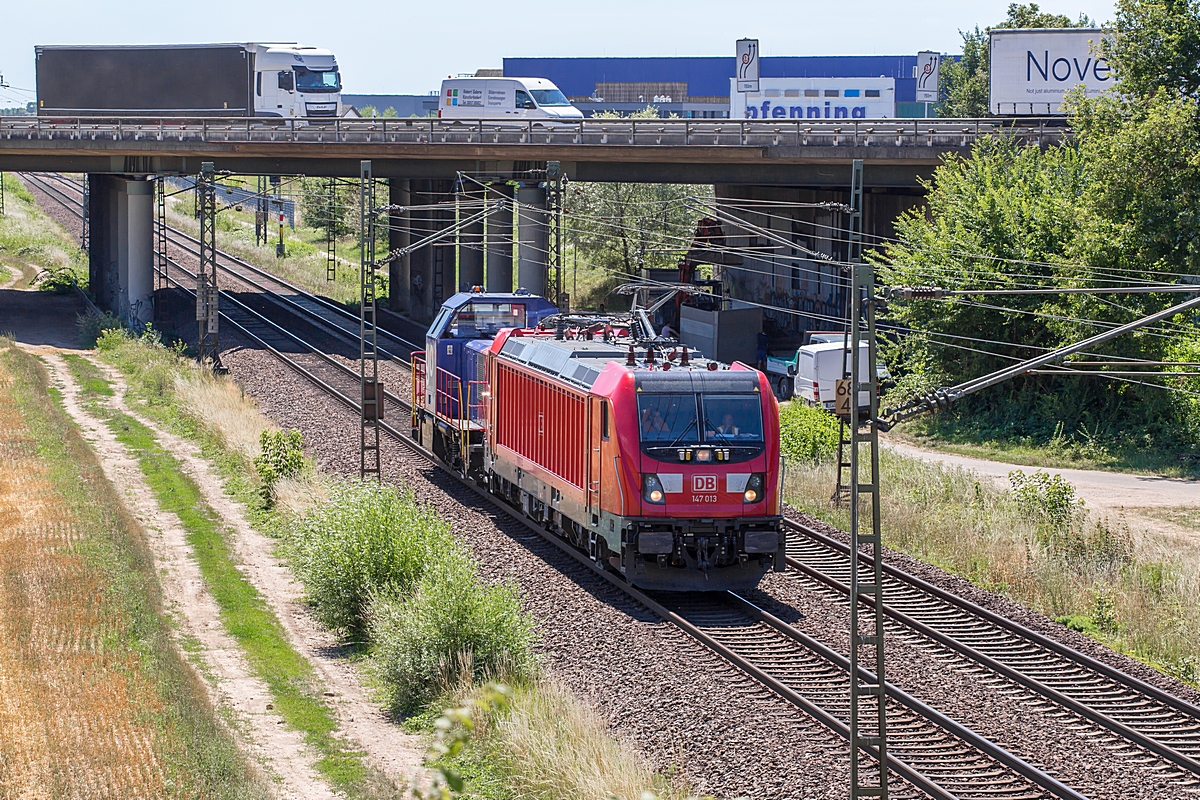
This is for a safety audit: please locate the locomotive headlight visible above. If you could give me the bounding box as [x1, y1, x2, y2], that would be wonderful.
[695, 449, 713, 462]
[743, 473, 766, 504]
[642, 474, 666, 505]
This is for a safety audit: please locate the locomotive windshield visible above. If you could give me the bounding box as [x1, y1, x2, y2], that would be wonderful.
[638, 393, 764, 445]
[638, 394, 699, 444]
[446, 303, 527, 338]
[701, 395, 764, 443]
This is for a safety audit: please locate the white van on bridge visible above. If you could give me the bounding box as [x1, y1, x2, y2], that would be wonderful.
[439, 77, 583, 120]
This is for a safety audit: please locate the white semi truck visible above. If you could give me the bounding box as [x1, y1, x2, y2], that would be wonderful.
[35, 43, 341, 118]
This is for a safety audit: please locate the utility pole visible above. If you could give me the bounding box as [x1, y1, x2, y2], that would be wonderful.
[0, 171, 5, 216]
[844, 158, 889, 800]
[546, 161, 566, 310]
[80, 175, 90, 251]
[359, 161, 382, 481]
[326, 177, 337, 281]
[255, 175, 268, 247]
[835, 160, 865, 505]
[196, 162, 221, 368]
[155, 176, 168, 290]
[275, 198, 286, 258]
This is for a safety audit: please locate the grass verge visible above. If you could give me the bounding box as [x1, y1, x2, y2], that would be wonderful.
[0, 340, 267, 797]
[0, 173, 89, 291]
[61, 350, 396, 798]
[782, 405, 1200, 686]
[93, 330, 693, 799]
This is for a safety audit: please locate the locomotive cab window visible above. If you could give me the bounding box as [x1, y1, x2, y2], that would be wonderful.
[701, 395, 764, 443]
[446, 303, 526, 338]
[601, 401, 610, 440]
[637, 394, 699, 444]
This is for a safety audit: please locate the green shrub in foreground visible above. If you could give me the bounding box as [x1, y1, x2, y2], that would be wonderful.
[254, 429, 306, 504]
[78, 310, 125, 348]
[369, 555, 537, 715]
[779, 402, 839, 465]
[287, 481, 459, 637]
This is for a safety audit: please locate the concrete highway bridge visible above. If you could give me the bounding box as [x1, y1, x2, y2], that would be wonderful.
[0, 115, 1066, 326]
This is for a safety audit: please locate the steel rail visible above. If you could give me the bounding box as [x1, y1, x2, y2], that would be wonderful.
[784, 518, 1200, 781]
[30, 172, 423, 362]
[28, 169, 1096, 798]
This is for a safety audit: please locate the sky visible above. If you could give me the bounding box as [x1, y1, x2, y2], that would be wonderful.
[0, 0, 1117, 106]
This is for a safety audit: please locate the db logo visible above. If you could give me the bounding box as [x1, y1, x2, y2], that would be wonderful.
[693, 475, 717, 492]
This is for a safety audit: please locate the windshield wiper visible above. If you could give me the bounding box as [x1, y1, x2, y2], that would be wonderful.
[664, 417, 698, 449]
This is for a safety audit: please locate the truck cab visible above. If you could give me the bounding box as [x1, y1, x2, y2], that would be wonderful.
[439, 77, 583, 120]
[251, 43, 341, 118]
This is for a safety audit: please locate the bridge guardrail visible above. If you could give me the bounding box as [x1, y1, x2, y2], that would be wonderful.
[0, 116, 1069, 149]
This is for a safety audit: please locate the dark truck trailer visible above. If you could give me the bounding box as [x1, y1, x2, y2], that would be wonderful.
[36, 44, 254, 117]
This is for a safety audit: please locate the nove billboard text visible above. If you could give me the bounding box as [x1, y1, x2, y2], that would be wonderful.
[989, 28, 1113, 115]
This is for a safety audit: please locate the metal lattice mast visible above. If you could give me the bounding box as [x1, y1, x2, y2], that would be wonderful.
[835, 160, 865, 506]
[546, 161, 565, 309]
[846, 158, 888, 800]
[196, 162, 220, 368]
[255, 175, 268, 247]
[326, 177, 337, 281]
[155, 176, 168, 289]
[359, 161, 381, 481]
[80, 175, 90, 251]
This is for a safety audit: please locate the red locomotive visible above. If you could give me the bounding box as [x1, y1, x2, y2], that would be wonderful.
[413, 291, 784, 592]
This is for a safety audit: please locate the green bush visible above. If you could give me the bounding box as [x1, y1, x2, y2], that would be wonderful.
[286, 481, 459, 637]
[36, 266, 78, 294]
[77, 310, 125, 348]
[1008, 470, 1081, 530]
[253, 429, 306, 503]
[779, 402, 840, 464]
[368, 554, 536, 714]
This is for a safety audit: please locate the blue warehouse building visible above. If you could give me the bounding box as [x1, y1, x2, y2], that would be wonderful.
[502, 55, 936, 118]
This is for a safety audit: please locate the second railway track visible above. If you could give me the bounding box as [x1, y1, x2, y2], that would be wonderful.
[22, 169, 1200, 799]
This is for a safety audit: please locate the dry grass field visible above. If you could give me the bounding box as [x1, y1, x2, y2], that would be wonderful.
[0, 342, 262, 798]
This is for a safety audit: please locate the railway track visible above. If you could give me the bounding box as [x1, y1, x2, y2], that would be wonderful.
[29, 172, 423, 364]
[784, 519, 1200, 785]
[24, 169, 1200, 798]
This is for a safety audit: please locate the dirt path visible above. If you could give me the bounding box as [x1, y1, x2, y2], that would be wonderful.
[88, 356, 426, 786]
[882, 439, 1200, 512]
[0, 265, 20, 290]
[40, 350, 337, 800]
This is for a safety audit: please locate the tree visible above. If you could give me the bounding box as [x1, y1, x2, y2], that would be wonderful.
[564, 106, 713, 308]
[938, 4, 1094, 117]
[1105, 0, 1200, 99]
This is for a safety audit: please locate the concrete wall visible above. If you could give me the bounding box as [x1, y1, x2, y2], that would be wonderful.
[713, 184, 924, 340]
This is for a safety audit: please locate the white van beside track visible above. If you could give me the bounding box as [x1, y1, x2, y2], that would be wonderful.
[794, 341, 872, 411]
[438, 77, 583, 120]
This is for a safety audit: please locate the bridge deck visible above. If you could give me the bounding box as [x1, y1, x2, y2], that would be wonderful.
[0, 116, 1067, 184]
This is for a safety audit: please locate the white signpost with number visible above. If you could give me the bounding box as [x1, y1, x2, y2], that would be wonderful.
[916, 51, 940, 104]
[736, 39, 759, 93]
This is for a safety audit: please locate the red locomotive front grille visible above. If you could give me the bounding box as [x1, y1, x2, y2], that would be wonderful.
[639, 461, 769, 515]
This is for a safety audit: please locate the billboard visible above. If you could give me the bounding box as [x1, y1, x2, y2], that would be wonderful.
[989, 28, 1113, 115]
[730, 77, 895, 120]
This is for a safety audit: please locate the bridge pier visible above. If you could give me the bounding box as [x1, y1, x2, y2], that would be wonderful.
[516, 185, 548, 296]
[485, 183, 513, 293]
[406, 179, 457, 325]
[457, 186, 485, 291]
[86, 174, 154, 327]
[388, 179, 410, 315]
